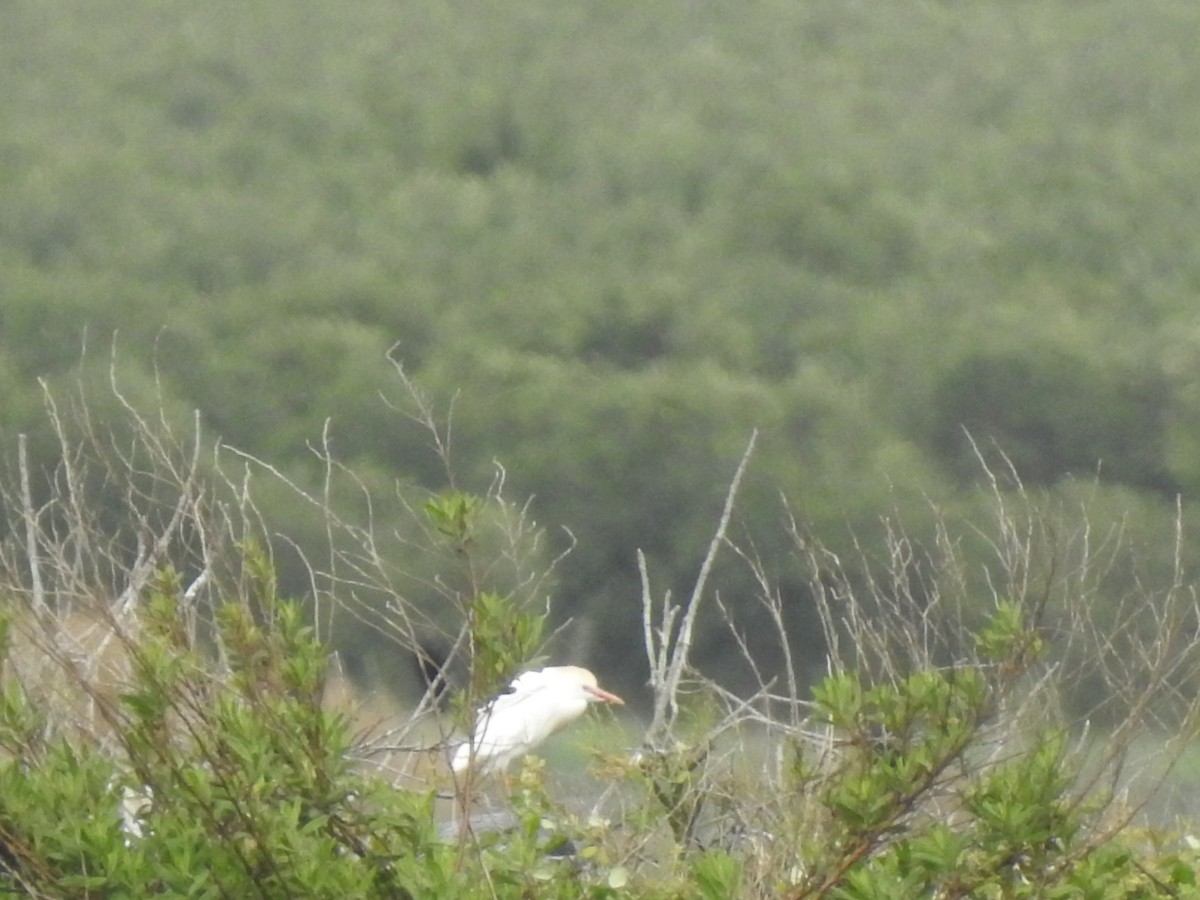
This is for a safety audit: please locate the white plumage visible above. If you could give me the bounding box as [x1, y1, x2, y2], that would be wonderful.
[451, 666, 624, 775]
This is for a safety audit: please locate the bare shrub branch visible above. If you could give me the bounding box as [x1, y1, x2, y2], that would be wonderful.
[641, 430, 757, 747]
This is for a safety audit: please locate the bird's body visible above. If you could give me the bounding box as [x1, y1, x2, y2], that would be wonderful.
[452, 666, 624, 776]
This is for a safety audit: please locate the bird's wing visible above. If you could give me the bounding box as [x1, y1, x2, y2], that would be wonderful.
[453, 672, 563, 772]
[474, 674, 553, 734]
[487, 670, 549, 706]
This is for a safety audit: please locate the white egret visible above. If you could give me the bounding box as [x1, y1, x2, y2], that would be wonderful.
[452, 666, 624, 776]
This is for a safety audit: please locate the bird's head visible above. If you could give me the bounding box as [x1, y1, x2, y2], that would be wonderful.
[554, 665, 625, 706]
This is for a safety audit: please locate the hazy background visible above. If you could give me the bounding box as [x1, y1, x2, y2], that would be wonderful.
[3, 0, 1199, 706]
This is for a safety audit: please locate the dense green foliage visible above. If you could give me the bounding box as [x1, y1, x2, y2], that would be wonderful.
[2, 560, 1198, 897]
[0, 570, 624, 898]
[3, 0, 1200, 698]
[3, 373, 1200, 895]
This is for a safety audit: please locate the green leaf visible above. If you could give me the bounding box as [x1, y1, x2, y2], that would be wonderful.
[424, 491, 482, 543]
[690, 850, 742, 900]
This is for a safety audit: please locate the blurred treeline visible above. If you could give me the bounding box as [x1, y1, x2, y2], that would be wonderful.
[3, 0, 1199, 705]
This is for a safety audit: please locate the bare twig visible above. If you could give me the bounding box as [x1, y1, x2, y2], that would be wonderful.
[644, 428, 758, 745]
[17, 433, 46, 619]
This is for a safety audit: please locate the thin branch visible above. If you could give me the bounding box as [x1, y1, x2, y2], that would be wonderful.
[646, 428, 758, 743]
[18, 434, 46, 618]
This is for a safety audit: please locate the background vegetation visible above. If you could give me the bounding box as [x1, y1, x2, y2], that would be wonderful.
[3, 0, 1200, 707]
[4, 389, 1200, 897]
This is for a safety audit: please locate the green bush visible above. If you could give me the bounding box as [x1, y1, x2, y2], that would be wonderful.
[3, 372, 1200, 897]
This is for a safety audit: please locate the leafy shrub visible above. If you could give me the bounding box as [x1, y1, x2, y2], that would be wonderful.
[2, 379, 1200, 897]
